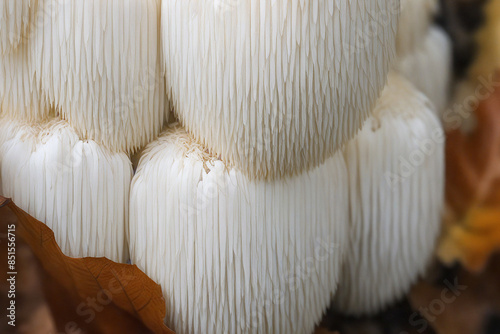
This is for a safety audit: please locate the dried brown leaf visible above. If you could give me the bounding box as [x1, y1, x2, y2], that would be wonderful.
[441, 81, 500, 271]
[0, 197, 174, 334]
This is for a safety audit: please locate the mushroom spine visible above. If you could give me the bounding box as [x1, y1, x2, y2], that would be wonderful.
[162, 0, 399, 179]
[332, 72, 444, 315]
[0, 118, 132, 262]
[31, 0, 167, 153]
[0, 0, 38, 55]
[129, 124, 348, 334]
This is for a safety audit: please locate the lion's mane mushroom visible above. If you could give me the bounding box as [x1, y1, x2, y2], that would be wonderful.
[396, 0, 452, 112]
[332, 72, 444, 315]
[161, 0, 399, 179]
[0, 117, 132, 262]
[31, 0, 167, 153]
[0, 0, 38, 55]
[0, 28, 47, 121]
[129, 124, 348, 334]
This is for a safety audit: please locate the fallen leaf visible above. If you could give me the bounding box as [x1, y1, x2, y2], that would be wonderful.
[440, 77, 500, 271]
[438, 207, 500, 272]
[445, 81, 500, 213]
[0, 197, 174, 334]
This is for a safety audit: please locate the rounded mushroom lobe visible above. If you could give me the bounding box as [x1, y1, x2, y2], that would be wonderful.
[162, 0, 399, 180]
[332, 72, 444, 315]
[30, 0, 168, 154]
[0, 117, 132, 262]
[129, 124, 349, 334]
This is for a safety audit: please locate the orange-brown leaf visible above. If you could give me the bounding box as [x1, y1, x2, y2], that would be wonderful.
[442, 81, 500, 271]
[438, 207, 500, 272]
[0, 197, 174, 334]
[445, 85, 500, 213]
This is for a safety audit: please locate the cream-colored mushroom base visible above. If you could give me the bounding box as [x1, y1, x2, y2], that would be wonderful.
[129, 125, 348, 334]
[0, 0, 37, 55]
[162, 0, 398, 180]
[396, 25, 452, 112]
[0, 117, 132, 262]
[332, 73, 444, 315]
[0, 0, 168, 153]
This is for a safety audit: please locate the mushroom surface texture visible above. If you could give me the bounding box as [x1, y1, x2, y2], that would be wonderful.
[129, 124, 348, 334]
[0, 116, 24, 195]
[31, 0, 167, 153]
[0, 0, 37, 55]
[332, 72, 444, 315]
[0, 31, 47, 121]
[0, 118, 132, 262]
[161, 0, 399, 180]
[395, 25, 452, 112]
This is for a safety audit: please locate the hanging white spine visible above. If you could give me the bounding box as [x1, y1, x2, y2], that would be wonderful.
[31, 0, 167, 153]
[161, 0, 398, 180]
[0, 27, 47, 121]
[0, 118, 132, 262]
[129, 124, 348, 334]
[0, 117, 28, 195]
[0, 0, 38, 55]
[332, 73, 444, 315]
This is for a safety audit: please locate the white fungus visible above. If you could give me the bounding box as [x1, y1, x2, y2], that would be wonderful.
[0, 0, 37, 55]
[30, 0, 168, 153]
[129, 124, 348, 334]
[0, 29, 47, 121]
[0, 117, 132, 262]
[332, 72, 444, 315]
[161, 0, 399, 179]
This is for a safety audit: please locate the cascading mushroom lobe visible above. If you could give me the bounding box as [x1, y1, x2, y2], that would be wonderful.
[162, 0, 399, 179]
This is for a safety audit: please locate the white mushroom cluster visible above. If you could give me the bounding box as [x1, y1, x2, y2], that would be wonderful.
[1, 0, 168, 152]
[0, 0, 449, 333]
[0, 0, 166, 262]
